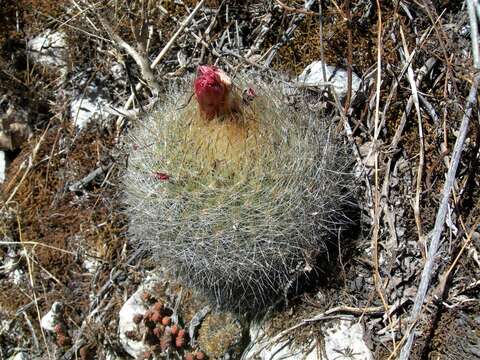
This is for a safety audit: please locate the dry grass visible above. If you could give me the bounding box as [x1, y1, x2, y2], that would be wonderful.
[0, 121, 126, 332]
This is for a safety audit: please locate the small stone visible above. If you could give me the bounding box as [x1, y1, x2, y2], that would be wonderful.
[57, 334, 71, 347]
[7, 352, 29, 360]
[27, 30, 67, 68]
[297, 60, 362, 101]
[119, 288, 149, 358]
[0, 151, 6, 183]
[40, 302, 64, 332]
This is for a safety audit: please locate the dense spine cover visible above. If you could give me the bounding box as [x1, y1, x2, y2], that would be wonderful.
[124, 69, 352, 312]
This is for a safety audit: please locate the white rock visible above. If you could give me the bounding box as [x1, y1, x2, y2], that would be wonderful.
[0, 151, 5, 183]
[27, 30, 66, 68]
[10, 269, 25, 285]
[243, 317, 373, 360]
[70, 94, 109, 129]
[324, 319, 373, 360]
[83, 257, 100, 273]
[40, 302, 63, 332]
[7, 352, 29, 360]
[1, 251, 17, 273]
[118, 287, 149, 358]
[243, 322, 317, 360]
[110, 63, 126, 84]
[297, 61, 362, 100]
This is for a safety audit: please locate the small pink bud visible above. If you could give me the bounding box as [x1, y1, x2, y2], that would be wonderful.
[153, 172, 170, 181]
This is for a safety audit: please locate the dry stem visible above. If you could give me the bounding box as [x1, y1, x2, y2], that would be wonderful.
[399, 73, 480, 360]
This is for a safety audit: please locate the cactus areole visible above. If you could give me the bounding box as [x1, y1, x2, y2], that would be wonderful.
[194, 65, 232, 119]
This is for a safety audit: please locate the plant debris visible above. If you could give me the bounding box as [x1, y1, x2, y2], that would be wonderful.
[1, 0, 479, 359]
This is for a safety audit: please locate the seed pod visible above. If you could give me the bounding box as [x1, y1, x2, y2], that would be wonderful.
[184, 353, 194, 360]
[54, 323, 64, 335]
[151, 311, 162, 323]
[57, 334, 71, 347]
[195, 351, 205, 360]
[175, 335, 185, 348]
[133, 313, 143, 324]
[79, 346, 93, 360]
[161, 316, 171, 326]
[152, 302, 163, 312]
[124, 330, 138, 340]
[153, 327, 162, 338]
[143, 310, 153, 320]
[159, 330, 172, 351]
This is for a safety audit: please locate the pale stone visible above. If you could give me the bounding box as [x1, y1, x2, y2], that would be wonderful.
[27, 30, 66, 67]
[297, 61, 362, 100]
[243, 317, 373, 360]
[118, 287, 149, 358]
[40, 302, 63, 332]
[0, 150, 6, 183]
[70, 94, 109, 129]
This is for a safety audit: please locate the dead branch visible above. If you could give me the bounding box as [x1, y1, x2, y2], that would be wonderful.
[467, 0, 480, 68]
[399, 73, 480, 360]
[97, 16, 161, 92]
[68, 161, 114, 192]
[116, 0, 207, 128]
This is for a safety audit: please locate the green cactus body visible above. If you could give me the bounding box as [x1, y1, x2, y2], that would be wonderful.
[124, 77, 351, 312]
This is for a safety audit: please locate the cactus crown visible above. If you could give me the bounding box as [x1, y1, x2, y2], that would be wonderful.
[194, 65, 232, 119]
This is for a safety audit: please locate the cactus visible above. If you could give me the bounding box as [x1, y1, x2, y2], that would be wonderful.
[123, 69, 352, 312]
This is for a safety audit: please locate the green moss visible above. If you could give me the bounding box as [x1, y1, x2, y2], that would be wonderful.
[198, 312, 243, 359]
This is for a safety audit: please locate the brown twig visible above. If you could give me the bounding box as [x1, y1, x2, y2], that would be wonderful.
[399, 24, 425, 257]
[263, 0, 315, 68]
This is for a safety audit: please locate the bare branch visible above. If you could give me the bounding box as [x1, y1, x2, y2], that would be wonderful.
[399, 73, 480, 360]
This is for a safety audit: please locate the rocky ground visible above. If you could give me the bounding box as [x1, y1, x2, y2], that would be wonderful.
[1, 1, 480, 359]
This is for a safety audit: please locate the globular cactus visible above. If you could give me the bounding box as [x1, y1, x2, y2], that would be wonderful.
[123, 66, 352, 312]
